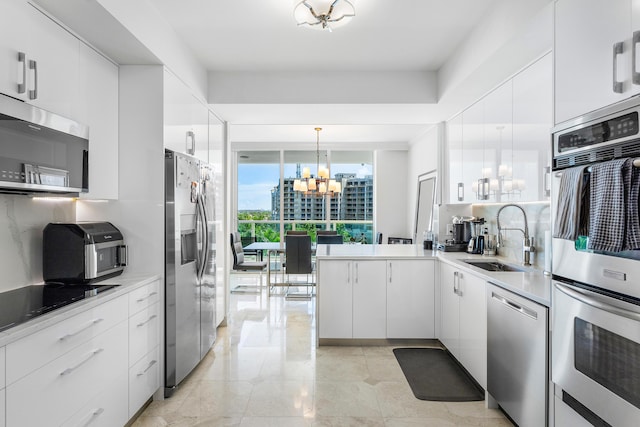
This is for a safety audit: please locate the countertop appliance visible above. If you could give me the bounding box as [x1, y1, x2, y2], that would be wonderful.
[551, 97, 640, 426]
[467, 218, 485, 254]
[0, 93, 88, 195]
[164, 149, 217, 397]
[43, 222, 127, 284]
[487, 283, 548, 427]
[0, 282, 117, 332]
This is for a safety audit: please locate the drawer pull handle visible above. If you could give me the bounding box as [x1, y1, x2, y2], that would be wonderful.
[82, 408, 105, 427]
[137, 359, 158, 376]
[59, 318, 104, 341]
[60, 348, 104, 376]
[136, 291, 158, 303]
[17, 52, 26, 94]
[137, 314, 158, 327]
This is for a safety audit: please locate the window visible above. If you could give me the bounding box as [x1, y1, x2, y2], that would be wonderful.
[236, 150, 373, 243]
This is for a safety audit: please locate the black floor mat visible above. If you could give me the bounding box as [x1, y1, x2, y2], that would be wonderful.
[393, 348, 484, 401]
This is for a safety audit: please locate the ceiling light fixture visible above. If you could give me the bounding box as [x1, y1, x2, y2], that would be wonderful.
[294, 128, 341, 196]
[293, 0, 355, 32]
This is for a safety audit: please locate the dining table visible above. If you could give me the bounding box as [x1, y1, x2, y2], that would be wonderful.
[243, 241, 317, 296]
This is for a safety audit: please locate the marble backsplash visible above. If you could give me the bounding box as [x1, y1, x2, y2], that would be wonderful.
[438, 202, 551, 270]
[0, 195, 75, 293]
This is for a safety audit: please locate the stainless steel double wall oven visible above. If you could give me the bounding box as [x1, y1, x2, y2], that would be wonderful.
[551, 97, 640, 427]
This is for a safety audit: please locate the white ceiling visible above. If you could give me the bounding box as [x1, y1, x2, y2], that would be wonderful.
[35, 0, 503, 146]
[147, 0, 498, 73]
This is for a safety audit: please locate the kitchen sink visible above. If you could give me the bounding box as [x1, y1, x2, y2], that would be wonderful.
[463, 260, 526, 272]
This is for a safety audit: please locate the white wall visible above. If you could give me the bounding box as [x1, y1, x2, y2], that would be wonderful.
[0, 196, 75, 293]
[374, 150, 409, 242]
[96, 0, 208, 100]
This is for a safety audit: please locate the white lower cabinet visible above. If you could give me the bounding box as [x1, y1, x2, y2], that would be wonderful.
[129, 346, 160, 418]
[0, 389, 4, 427]
[2, 279, 161, 427]
[352, 260, 387, 339]
[439, 262, 487, 389]
[387, 259, 435, 338]
[61, 373, 128, 427]
[318, 258, 435, 340]
[6, 321, 128, 427]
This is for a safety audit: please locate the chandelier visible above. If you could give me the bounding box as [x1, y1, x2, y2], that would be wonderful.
[293, 0, 356, 32]
[293, 128, 342, 195]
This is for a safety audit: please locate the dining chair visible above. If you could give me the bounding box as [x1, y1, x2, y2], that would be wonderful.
[283, 234, 314, 299]
[388, 237, 413, 244]
[286, 230, 308, 235]
[317, 234, 343, 245]
[230, 232, 267, 293]
[316, 230, 338, 235]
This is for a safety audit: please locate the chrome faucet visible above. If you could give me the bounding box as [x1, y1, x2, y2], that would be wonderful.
[496, 204, 535, 266]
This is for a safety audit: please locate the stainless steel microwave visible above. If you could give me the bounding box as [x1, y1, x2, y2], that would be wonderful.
[43, 222, 127, 284]
[0, 93, 88, 195]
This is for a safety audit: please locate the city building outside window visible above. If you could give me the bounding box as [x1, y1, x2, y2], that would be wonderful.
[237, 150, 373, 244]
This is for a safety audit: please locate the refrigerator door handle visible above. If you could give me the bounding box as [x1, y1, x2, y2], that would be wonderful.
[195, 194, 208, 281]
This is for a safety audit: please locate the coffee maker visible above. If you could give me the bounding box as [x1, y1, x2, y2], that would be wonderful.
[437, 216, 473, 252]
[467, 218, 485, 254]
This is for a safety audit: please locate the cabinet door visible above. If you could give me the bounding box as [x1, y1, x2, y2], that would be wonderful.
[483, 81, 512, 203]
[447, 114, 464, 203]
[78, 43, 119, 200]
[439, 262, 460, 356]
[387, 260, 435, 338]
[352, 260, 387, 338]
[555, 0, 631, 123]
[318, 260, 353, 339]
[164, 69, 195, 155]
[24, 3, 80, 119]
[512, 53, 553, 202]
[462, 100, 486, 202]
[191, 95, 209, 162]
[458, 272, 487, 389]
[0, 0, 30, 101]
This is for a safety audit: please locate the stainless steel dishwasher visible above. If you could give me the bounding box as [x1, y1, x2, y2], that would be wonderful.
[487, 283, 548, 427]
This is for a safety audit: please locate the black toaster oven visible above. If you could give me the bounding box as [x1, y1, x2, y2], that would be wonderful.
[43, 222, 127, 284]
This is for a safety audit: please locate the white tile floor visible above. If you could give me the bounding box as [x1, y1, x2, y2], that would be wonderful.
[132, 274, 513, 426]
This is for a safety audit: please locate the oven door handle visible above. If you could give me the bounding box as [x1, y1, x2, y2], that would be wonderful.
[555, 282, 640, 322]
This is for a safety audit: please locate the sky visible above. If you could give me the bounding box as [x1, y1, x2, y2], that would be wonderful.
[238, 163, 372, 211]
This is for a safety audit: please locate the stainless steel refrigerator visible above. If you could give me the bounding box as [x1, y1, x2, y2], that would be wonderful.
[164, 149, 216, 397]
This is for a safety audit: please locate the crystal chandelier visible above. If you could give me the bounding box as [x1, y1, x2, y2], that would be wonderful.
[293, 128, 342, 195]
[293, 0, 356, 32]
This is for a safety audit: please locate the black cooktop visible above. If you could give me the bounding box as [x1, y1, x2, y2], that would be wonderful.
[0, 282, 118, 332]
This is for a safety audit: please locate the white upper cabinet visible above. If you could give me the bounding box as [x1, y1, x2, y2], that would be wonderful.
[445, 53, 552, 204]
[512, 54, 552, 202]
[555, 0, 635, 124]
[0, 0, 79, 118]
[164, 69, 209, 162]
[77, 44, 119, 200]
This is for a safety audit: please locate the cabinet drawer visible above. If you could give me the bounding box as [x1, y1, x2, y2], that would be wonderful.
[6, 294, 127, 385]
[6, 321, 128, 427]
[0, 389, 4, 427]
[0, 346, 5, 388]
[129, 302, 160, 365]
[61, 373, 128, 427]
[129, 346, 160, 418]
[129, 280, 160, 315]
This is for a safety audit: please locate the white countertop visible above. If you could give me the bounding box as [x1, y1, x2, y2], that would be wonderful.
[0, 273, 160, 347]
[436, 252, 551, 307]
[316, 244, 551, 307]
[315, 243, 436, 259]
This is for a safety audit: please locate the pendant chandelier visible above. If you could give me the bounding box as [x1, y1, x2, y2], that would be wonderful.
[293, 128, 342, 195]
[293, 0, 356, 32]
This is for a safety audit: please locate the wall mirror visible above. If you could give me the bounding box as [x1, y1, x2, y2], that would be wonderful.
[414, 170, 437, 242]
